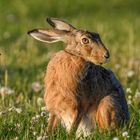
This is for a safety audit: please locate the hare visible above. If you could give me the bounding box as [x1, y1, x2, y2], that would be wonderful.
[28, 18, 129, 136]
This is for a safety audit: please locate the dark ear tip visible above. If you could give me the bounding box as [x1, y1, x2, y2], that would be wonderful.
[27, 30, 31, 35]
[46, 17, 55, 27]
[46, 17, 51, 22]
[27, 29, 38, 35]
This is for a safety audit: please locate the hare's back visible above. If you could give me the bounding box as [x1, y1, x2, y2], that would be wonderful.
[78, 63, 113, 98]
[45, 51, 116, 101]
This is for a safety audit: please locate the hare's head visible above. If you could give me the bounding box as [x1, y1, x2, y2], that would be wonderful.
[28, 18, 109, 65]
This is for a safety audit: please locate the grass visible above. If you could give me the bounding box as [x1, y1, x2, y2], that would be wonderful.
[0, 0, 140, 139]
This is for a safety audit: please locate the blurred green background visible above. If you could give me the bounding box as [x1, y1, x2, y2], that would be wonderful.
[0, 0, 140, 139]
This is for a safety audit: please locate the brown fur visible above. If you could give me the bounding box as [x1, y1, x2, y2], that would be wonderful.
[44, 51, 129, 134]
[28, 18, 129, 137]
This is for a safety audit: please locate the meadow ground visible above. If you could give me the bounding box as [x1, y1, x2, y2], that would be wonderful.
[0, 0, 140, 139]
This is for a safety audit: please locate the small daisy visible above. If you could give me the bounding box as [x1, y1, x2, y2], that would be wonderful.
[31, 82, 42, 92]
[135, 90, 140, 98]
[126, 88, 132, 94]
[127, 99, 132, 105]
[113, 137, 119, 140]
[37, 97, 44, 106]
[115, 64, 121, 70]
[37, 136, 48, 140]
[33, 131, 37, 136]
[127, 70, 135, 78]
[15, 108, 22, 114]
[0, 86, 14, 95]
[122, 131, 129, 138]
[128, 95, 132, 99]
[41, 106, 46, 111]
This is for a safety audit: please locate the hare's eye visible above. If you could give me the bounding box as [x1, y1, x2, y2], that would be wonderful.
[82, 38, 89, 44]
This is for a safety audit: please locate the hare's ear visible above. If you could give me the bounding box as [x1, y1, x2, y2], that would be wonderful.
[28, 29, 66, 43]
[47, 18, 76, 31]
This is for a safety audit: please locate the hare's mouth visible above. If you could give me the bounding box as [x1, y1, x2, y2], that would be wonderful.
[99, 62, 103, 65]
[104, 57, 109, 64]
[90, 60, 103, 65]
[92, 59, 109, 65]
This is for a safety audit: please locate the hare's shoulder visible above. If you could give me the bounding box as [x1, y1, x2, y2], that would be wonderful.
[85, 63, 121, 86]
[47, 50, 86, 71]
[83, 63, 111, 83]
[82, 63, 124, 95]
[45, 51, 86, 84]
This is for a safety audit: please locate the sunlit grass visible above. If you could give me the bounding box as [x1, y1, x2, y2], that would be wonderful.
[0, 0, 140, 139]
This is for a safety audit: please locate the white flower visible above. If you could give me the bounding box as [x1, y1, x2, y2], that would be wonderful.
[8, 106, 22, 113]
[127, 99, 132, 105]
[15, 108, 22, 114]
[15, 123, 20, 128]
[14, 137, 18, 140]
[115, 64, 121, 70]
[127, 70, 135, 78]
[128, 95, 132, 99]
[35, 115, 40, 119]
[113, 137, 119, 140]
[31, 82, 42, 92]
[31, 115, 40, 125]
[41, 111, 47, 117]
[37, 136, 48, 140]
[32, 116, 36, 120]
[37, 97, 44, 106]
[126, 88, 132, 94]
[135, 90, 140, 98]
[41, 106, 46, 111]
[8, 107, 14, 111]
[33, 131, 37, 136]
[122, 131, 129, 137]
[0, 86, 14, 95]
[37, 136, 42, 140]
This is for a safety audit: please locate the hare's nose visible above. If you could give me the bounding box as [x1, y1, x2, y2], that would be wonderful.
[104, 51, 110, 59]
